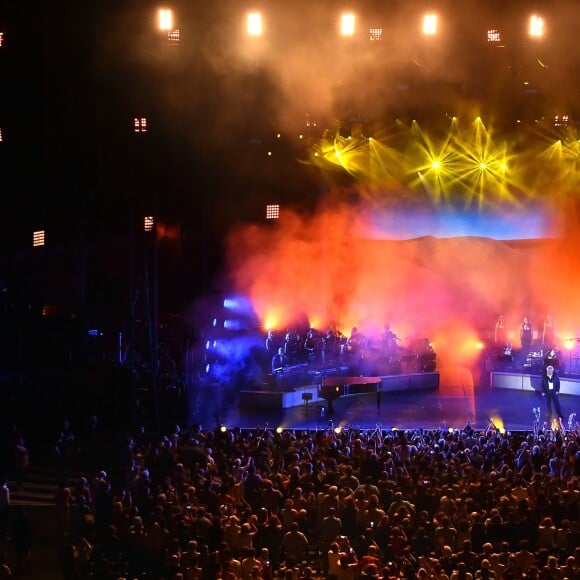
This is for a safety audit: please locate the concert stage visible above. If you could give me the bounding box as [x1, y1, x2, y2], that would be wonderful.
[239, 372, 440, 410]
[491, 371, 580, 396]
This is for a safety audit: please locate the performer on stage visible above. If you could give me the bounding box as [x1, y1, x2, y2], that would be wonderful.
[541, 365, 564, 424]
[304, 329, 324, 364]
[265, 330, 278, 358]
[519, 316, 533, 353]
[494, 314, 507, 347]
[544, 348, 560, 370]
[271, 347, 287, 374]
[542, 314, 556, 351]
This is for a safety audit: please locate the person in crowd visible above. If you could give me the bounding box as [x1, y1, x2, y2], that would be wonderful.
[281, 522, 309, 565]
[0, 480, 9, 542]
[541, 365, 564, 424]
[11, 436, 29, 491]
[5, 412, 580, 579]
[0, 552, 12, 579]
[12, 505, 32, 575]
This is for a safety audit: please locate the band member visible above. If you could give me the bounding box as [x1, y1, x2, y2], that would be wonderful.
[519, 317, 533, 353]
[542, 314, 556, 351]
[303, 329, 323, 364]
[381, 324, 398, 353]
[283, 331, 300, 365]
[494, 314, 507, 346]
[541, 365, 564, 423]
[323, 325, 345, 364]
[271, 347, 286, 374]
[343, 326, 366, 358]
[265, 330, 278, 358]
[544, 348, 560, 370]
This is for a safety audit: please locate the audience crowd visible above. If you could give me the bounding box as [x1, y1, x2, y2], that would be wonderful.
[2, 418, 580, 579]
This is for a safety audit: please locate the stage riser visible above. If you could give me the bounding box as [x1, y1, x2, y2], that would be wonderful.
[491, 372, 580, 396]
[239, 372, 439, 410]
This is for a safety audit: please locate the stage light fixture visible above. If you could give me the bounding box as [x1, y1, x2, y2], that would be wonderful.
[144, 216, 154, 232]
[247, 12, 263, 36]
[158, 8, 173, 31]
[33, 230, 45, 248]
[340, 13, 355, 36]
[422, 13, 438, 36]
[528, 15, 544, 38]
[133, 117, 147, 133]
[487, 29, 501, 44]
[266, 204, 280, 220]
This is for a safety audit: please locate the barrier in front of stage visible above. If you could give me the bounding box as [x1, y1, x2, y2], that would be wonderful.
[491, 371, 580, 396]
[239, 372, 439, 409]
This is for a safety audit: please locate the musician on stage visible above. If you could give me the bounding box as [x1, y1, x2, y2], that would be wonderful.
[544, 348, 559, 370]
[519, 316, 533, 353]
[271, 347, 287, 374]
[323, 324, 345, 364]
[283, 331, 300, 365]
[494, 314, 507, 347]
[265, 330, 278, 359]
[343, 326, 366, 359]
[541, 365, 564, 424]
[380, 324, 398, 351]
[304, 329, 323, 365]
[542, 314, 556, 351]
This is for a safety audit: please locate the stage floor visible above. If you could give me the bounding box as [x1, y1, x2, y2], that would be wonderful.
[194, 374, 579, 433]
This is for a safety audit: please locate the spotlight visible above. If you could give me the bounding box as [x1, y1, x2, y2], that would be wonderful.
[219, 425, 227, 433]
[276, 426, 283, 434]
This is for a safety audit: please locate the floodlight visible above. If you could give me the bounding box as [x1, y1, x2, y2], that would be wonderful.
[247, 12, 263, 36]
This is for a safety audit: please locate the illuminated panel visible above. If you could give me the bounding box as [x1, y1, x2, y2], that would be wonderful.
[266, 204, 280, 220]
[369, 27, 383, 41]
[341, 13, 356, 36]
[487, 29, 501, 43]
[422, 13, 438, 36]
[0, 128, 3, 143]
[363, 206, 551, 241]
[0, 32, 4, 47]
[167, 29, 180, 45]
[33, 230, 45, 247]
[144, 216, 155, 232]
[529, 15, 544, 38]
[554, 115, 569, 127]
[247, 12, 263, 36]
[134, 117, 148, 133]
[158, 9, 173, 31]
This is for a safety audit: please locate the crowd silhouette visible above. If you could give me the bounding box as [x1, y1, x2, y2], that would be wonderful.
[1, 417, 579, 579]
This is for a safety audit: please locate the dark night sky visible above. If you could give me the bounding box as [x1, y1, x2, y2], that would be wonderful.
[1, 0, 579, 330]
